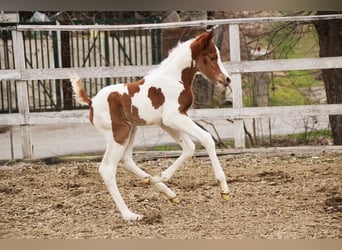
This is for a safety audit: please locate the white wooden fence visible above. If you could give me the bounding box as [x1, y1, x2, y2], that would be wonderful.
[1, 14, 342, 159]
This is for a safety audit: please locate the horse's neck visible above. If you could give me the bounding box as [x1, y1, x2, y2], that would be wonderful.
[180, 64, 197, 86]
[153, 41, 197, 85]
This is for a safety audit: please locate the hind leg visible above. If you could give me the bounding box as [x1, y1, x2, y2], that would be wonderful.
[99, 135, 143, 221]
[121, 127, 178, 202]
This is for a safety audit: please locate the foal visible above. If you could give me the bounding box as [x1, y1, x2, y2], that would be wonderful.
[71, 29, 231, 221]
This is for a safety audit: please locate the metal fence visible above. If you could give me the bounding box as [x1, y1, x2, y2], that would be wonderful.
[0, 17, 162, 113]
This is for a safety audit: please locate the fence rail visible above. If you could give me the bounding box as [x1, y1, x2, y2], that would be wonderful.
[1, 104, 342, 126]
[1, 14, 342, 159]
[0, 18, 162, 113]
[1, 56, 342, 81]
[15, 14, 342, 31]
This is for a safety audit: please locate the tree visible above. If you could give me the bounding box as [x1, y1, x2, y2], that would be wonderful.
[313, 11, 342, 145]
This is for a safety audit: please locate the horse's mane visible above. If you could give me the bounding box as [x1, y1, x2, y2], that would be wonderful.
[156, 38, 194, 73]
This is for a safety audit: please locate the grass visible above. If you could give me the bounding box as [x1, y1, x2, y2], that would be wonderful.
[152, 144, 181, 151]
[286, 129, 332, 141]
[243, 24, 323, 107]
[243, 69, 322, 107]
[269, 70, 322, 106]
[250, 129, 332, 147]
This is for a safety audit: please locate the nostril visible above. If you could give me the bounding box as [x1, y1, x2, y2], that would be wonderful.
[226, 77, 231, 83]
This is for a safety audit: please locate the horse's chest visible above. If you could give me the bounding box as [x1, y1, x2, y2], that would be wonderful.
[178, 83, 193, 114]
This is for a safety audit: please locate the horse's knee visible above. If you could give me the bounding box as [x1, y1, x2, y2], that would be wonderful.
[99, 164, 112, 183]
[201, 131, 215, 150]
[182, 139, 195, 159]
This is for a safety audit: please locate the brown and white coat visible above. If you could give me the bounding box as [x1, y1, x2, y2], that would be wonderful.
[71, 29, 231, 221]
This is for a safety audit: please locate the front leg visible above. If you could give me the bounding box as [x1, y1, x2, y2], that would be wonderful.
[162, 113, 230, 199]
[121, 127, 179, 203]
[148, 124, 195, 185]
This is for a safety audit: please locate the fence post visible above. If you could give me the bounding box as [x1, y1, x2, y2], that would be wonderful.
[229, 24, 245, 148]
[12, 29, 33, 159]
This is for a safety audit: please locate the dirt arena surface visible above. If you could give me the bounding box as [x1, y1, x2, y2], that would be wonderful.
[0, 150, 341, 239]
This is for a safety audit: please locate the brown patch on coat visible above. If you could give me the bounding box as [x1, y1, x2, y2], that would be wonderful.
[107, 92, 132, 145]
[178, 67, 197, 114]
[126, 79, 145, 97]
[190, 29, 214, 60]
[131, 105, 146, 125]
[121, 92, 146, 126]
[190, 29, 228, 86]
[123, 79, 147, 126]
[148, 87, 165, 109]
[107, 86, 146, 144]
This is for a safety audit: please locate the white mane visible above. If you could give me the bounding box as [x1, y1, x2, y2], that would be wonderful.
[148, 39, 194, 77]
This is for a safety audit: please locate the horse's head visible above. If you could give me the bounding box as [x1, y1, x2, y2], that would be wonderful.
[190, 29, 231, 88]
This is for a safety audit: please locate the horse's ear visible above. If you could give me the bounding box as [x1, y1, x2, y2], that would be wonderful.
[207, 28, 215, 41]
[190, 29, 215, 59]
[201, 28, 215, 48]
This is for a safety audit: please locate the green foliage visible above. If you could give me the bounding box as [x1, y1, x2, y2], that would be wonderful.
[278, 129, 333, 145]
[152, 145, 181, 151]
[269, 70, 321, 106]
[289, 129, 332, 140]
[243, 24, 322, 107]
[267, 23, 319, 59]
[269, 83, 306, 106]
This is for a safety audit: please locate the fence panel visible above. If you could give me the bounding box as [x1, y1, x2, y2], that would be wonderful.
[0, 28, 17, 113]
[23, 29, 59, 111]
[0, 18, 162, 112]
[0, 22, 58, 113]
[69, 17, 161, 109]
[68, 29, 158, 107]
[1, 14, 342, 159]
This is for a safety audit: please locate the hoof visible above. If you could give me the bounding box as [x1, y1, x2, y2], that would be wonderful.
[169, 196, 180, 204]
[141, 177, 150, 185]
[122, 212, 144, 221]
[221, 193, 230, 201]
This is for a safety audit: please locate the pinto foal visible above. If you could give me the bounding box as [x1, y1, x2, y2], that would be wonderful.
[71, 29, 231, 221]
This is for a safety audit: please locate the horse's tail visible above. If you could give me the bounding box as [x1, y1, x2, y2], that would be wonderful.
[70, 76, 92, 106]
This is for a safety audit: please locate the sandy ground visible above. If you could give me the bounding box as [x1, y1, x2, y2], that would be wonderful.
[0, 150, 341, 239]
